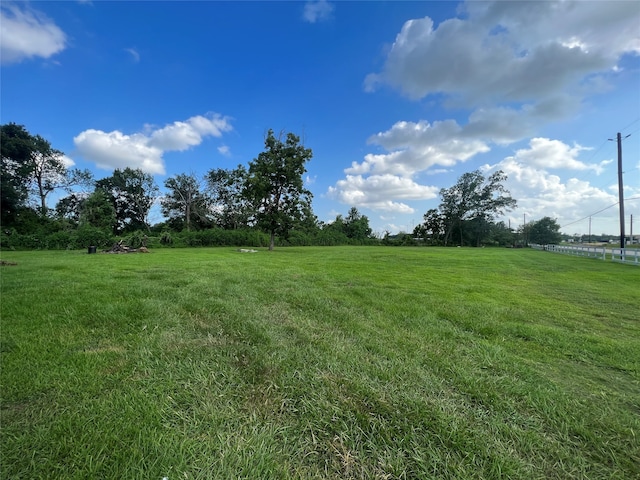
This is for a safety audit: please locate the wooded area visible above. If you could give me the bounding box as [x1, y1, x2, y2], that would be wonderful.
[1, 123, 562, 250]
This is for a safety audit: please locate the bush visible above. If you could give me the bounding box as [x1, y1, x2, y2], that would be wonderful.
[180, 231, 203, 247]
[160, 231, 173, 245]
[0, 229, 16, 250]
[0, 228, 49, 250]
[281, 230, 313, 246]
[43, 231, 76, 250]
[75, 225, 115, 249]
[124, 231, 148, 249]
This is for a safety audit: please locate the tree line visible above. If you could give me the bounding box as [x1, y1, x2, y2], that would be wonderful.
[1, 123, 561, 250]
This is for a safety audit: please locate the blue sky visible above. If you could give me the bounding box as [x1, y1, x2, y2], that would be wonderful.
[2, 0, 639, 236]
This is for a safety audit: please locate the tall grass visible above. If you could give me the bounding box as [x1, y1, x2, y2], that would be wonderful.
[1, 247, 638, 479]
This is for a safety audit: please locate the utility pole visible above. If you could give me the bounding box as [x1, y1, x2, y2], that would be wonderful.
[608, 132, 630, 248]
[589, 216, 592, 244]
[617, 133, 625, 249]
[631, 214, 634, 245]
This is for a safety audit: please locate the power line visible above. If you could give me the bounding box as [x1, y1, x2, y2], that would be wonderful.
[560, 202, 619, 229]
[532, 121, 639, 233]
[560, 196, 640, 230]
[619, 117, 640, 133]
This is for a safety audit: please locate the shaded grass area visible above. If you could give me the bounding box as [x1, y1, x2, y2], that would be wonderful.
[1, 247, 638, 479]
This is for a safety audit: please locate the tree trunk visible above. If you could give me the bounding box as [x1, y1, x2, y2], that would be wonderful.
[38, 181, 47, 217]
[269, 231, 275, 251]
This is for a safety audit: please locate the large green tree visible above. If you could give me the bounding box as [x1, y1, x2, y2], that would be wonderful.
[244, 130, 313, 250]
[96, 168, 158, 233]
[1, 123, 33, 225]
[55, 193, 86, 225]
[29, 138, 93, 217]
[413, 208, 446, 245]
[527, 216, 562, 245]
[487, 221, 516, 247]
[1, 123, 92, 221]
[79, 190, 117, 232]
[343, 207, 372, 241]
[439, 170, 516, 246]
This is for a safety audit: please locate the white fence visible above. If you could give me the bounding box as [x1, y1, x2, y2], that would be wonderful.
[530, 244, 640, 265]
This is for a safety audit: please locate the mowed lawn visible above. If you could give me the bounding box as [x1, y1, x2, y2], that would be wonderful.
[1, 247, 638, 479]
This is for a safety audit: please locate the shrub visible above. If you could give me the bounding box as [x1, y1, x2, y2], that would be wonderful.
[75, 225, 115, 249]
[124, 231, 148, 249]
[43, 231, 76, 250]
[160, 231, 173, 245]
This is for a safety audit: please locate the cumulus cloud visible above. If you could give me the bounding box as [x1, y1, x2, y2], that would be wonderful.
[217, 145, 231, 156]
[355, 119, 491, 176]
[331, 118, 490, 213]
[74, 130, 165, 174]
[463, 98, 582, 145]
[507, 137, 610, 174]
[328, 174, 439, 213]
[0, 3, 67, 64]
[329, 116, 617, 216]
[149, 115, 231, 151]
[339, 0, 639, 221]
[61, 154, 76, 168]
[365, 1, 640, 107]
[487, 141, 618, 233]
[74, 114, 232, 175]
[303, 0, 333, 23]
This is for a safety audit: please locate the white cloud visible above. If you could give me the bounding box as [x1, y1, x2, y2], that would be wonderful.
[330, 97, 622, 216]
[355, 119, 490, 177]
[327, 174, 438, 213]
[149, 114, 232, 151]
[507, 137, 610, 174]
[331, 117, 495, 214]
[365, 1, 640, 108]
[463, 98, 581, 145]
[348, 0, 640, 223]
[337, 116, 496, 201]
[74, 114, 233, 175]
[217, 145, 231, 156]
[74, 129, 165, 174]
[488, 145, 618, 234]
[0, 4, 67, 64]
[303, 0, 334, 24]
[124, 47, 140, 63]
[61, 154, 76, 168]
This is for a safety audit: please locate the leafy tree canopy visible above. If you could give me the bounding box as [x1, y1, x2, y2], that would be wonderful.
[96, 168, 158, 234]
[1, 123, 34, 224]
[80, 190, 117, 232]
[527, 216, 562, 245]
[439, 169, 517, 246]
[244, 130, 313, 250]
[1, 123, 92, 222]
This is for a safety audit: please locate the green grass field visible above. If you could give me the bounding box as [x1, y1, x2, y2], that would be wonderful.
[1, 247, 638, 479]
